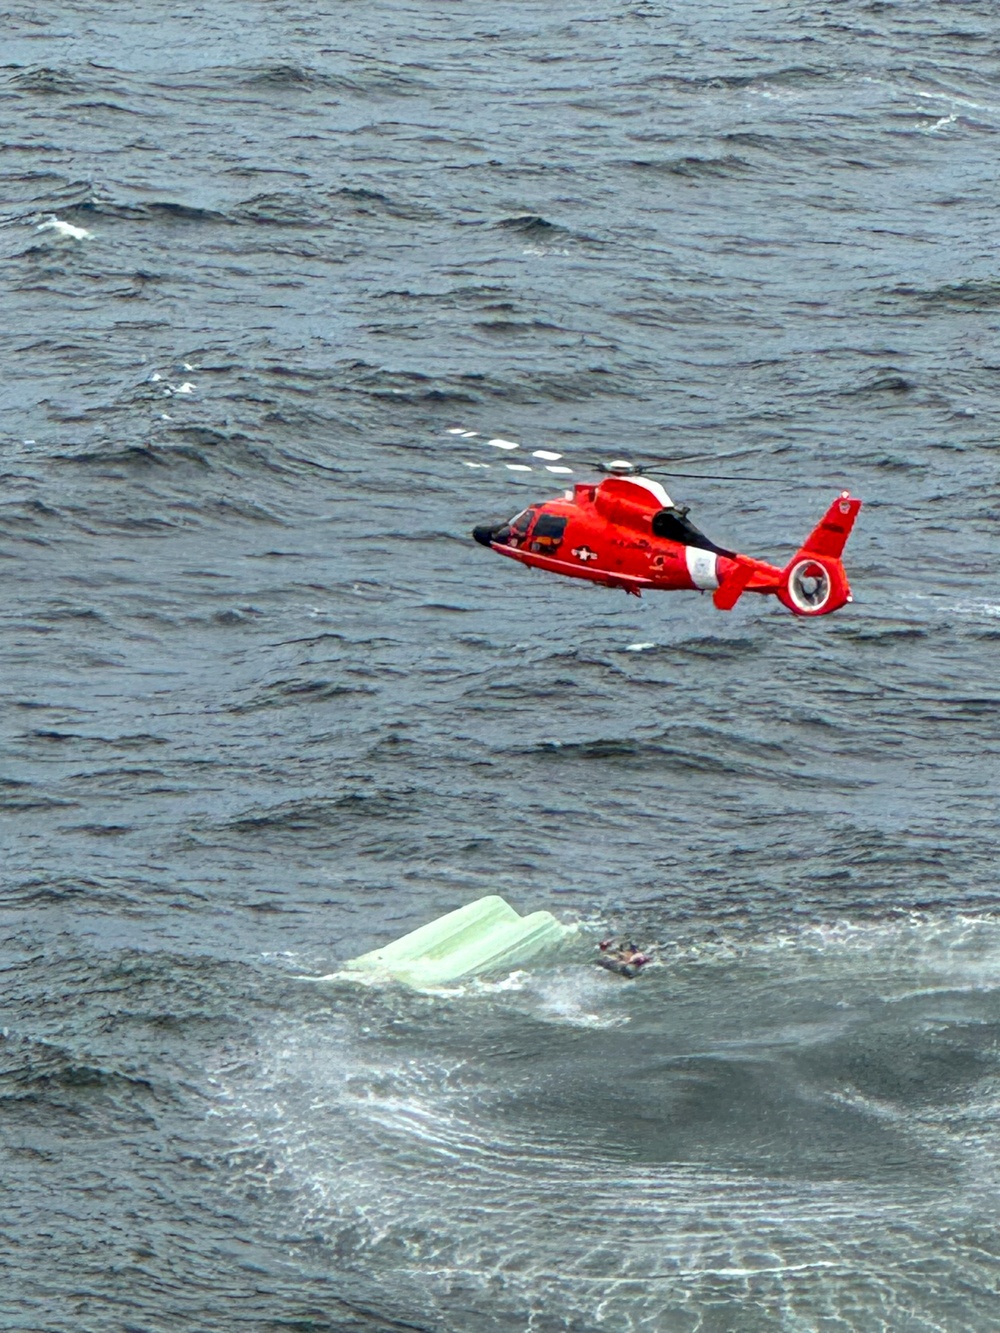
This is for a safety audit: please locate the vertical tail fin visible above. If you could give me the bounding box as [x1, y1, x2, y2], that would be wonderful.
[777, 492, 862, 616]
[798, 492, 862, 561]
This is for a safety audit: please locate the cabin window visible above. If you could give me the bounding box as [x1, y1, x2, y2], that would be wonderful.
[529, 513, 567, 554]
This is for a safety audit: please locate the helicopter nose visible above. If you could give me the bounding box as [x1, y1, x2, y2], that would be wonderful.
[474, 522, 511, 547]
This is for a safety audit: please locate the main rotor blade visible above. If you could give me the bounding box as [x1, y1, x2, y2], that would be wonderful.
[640, 467, 846, 487]
[445, 426, 845, 488]
[446, 425, 578, 475]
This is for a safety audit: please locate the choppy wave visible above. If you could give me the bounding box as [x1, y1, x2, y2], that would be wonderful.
[220, 913, 1000, 1332]
[3, 0, 1000, 1327]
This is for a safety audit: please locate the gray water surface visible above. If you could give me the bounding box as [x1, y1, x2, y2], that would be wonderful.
[2, 3, 999, 1330]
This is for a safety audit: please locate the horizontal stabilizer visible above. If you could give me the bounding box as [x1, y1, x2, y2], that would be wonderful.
[713, 556, 757, 612]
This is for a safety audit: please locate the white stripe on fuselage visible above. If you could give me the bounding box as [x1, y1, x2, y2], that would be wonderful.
[685, 546, 718, 590]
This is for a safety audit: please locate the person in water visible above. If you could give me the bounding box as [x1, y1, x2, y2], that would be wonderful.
[595, 938, 650, 978]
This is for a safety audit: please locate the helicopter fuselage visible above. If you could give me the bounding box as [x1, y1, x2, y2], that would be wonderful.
[473, 475, 861, 616]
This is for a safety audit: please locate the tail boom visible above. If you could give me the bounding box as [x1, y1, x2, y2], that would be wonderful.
[713, 492, 861, 616]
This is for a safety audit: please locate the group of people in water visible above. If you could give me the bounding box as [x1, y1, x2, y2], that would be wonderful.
[594, 938, 651, 979]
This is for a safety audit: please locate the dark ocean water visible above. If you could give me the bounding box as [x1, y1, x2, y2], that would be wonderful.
[2, 3, 999, 1330]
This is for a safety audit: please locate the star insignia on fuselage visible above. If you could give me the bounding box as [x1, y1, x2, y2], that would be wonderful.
[572, 546, 598, 562]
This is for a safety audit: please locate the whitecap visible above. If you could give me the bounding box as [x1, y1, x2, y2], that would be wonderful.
[35, 214, 92, 241]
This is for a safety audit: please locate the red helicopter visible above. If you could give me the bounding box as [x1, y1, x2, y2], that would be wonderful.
[459, 433, 861, 616]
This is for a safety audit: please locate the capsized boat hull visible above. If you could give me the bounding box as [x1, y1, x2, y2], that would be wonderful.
[344, 895, 576, 988]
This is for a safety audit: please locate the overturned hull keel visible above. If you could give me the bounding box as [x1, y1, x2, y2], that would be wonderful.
[344, 895, 576, 988]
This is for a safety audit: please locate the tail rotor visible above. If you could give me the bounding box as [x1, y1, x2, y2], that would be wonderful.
[776, 492, 861, 617]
